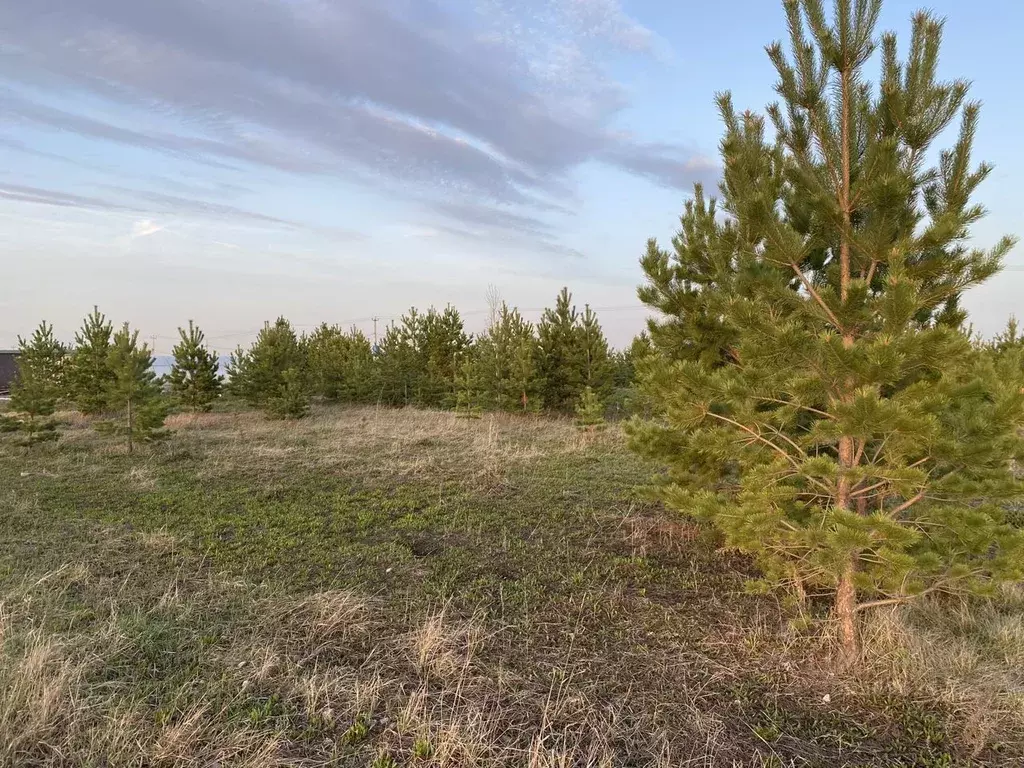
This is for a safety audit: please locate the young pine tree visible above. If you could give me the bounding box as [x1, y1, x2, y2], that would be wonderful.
[169, 320, 222, 412]
[228, 318, 310, 417]
[631, 0, 1024, 663]
[990, 316, 1024, 359]
[68, 306, 115, 414]
[614, 332, 655, 417]
[306, 323, 351, 401]
[536, 288, 584, 412]
[574, 386, 606, 432]
[104, 324, 167, 452]
[6, 323, 66, 446]
[417, 306, 471, 408]
[16, 321, 67, 398]
[375, 311, 422, 406]
[478, 304, 540, 413]
[339, 329, 376, 403]
[454, 350, 483, 419]
[579, 304, 613, 397]
[266, 367, 311, 420]
[304, 323, 377, 403]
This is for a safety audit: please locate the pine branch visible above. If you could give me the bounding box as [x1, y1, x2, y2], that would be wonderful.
[864, 258, 878, 286]
[704, 410, 834, 496]
[705, 410, 796, 463]
[853, 576, 971, 614]
[788, 261, 843, 329]
[889, 489, 927, 517]
[755, 395, 835, 419]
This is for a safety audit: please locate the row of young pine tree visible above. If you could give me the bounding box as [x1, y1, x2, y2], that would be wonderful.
[1, 311, 170, 451]
[1, 288, 652, 447]
[228, 288, 651, 422]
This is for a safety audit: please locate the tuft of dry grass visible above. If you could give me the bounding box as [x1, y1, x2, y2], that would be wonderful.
[261, 588, 369, 667]
[127, 464, 159, 491]
[0, 617, 82, 765]
[861, 591, 1024, 758]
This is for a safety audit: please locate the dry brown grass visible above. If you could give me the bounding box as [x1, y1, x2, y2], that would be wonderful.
[861, 591, 1024, 758]
[0, 558, 750, 767]
[5, 403, 1021, 765]
[164, 404, 615, 490]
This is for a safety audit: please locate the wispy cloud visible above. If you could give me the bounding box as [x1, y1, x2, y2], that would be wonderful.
[131, 219, 165, 239]
[0, 0, 715, 256]
[0, 182, 364, 241]
[0, 183, 136, 212]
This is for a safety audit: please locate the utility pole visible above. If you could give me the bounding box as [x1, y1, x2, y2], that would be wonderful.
[372, 316, 379, 348]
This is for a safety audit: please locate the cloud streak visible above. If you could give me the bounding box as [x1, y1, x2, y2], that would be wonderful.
[0, 182, 363, 241]
[1, 2, 714, 198]
[131, 220, 165, 239]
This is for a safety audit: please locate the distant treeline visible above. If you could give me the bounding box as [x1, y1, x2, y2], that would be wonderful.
[1, 287, 653, 447]
[228, 288, 652, 420]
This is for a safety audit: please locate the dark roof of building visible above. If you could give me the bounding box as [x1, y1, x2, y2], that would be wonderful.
[0, 350, 19, 395]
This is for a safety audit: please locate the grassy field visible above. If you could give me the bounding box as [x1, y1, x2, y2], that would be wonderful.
[1, 404, 1023, 766]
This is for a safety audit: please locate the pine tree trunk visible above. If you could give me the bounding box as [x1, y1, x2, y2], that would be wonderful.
[127, 396, 134, 454]
[835, 563, 858, 666]
[834, 62, 859, 665]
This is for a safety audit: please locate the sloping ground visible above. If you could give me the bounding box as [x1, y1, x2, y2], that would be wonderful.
[0, 405, 1022, 766]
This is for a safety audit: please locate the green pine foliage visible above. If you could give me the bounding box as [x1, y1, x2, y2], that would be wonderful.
[339, 329, 377, 403]
[638, 201, 740, 367]
[68, 306, 115, 415]
[169, 320, 222, 412]
[477, 304, 541, 412]
[574, 386, 606, 432]
[418, 306, 471, 408]
[228, 318, 310, 417]
[989, 316, 1024, 360]
[630, 0, 1024, 662]
[536, 288, 583, 411]
[611, 332, 654, 417]
[374, 312, 422, 406]
[15, 321, 67, 401]
[579, 304, 613, 396]
[986, 318, 1024, 410]
[6, 323, 66, 447]
[266, 367, 311, 420]
[374, 307, 470, 408]
[8, 372, 58, 446]
[454, 352, 483, 419]
[305, 323, 375, 403]
[103, 324, 168, 452]
[536, 290, 614, 412]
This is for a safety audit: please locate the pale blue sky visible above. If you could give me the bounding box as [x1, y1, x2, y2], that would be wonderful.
[1, 0, 1020, 350]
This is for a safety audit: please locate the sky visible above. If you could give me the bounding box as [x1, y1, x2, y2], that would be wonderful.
[1, 0, 1021, 352]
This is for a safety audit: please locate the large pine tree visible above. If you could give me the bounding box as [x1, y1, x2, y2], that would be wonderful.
[632, 0, 1024, 662]
[169, 320, 222, 412]
[68, 307, 115, 415]
[104, 324, 167, 452]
